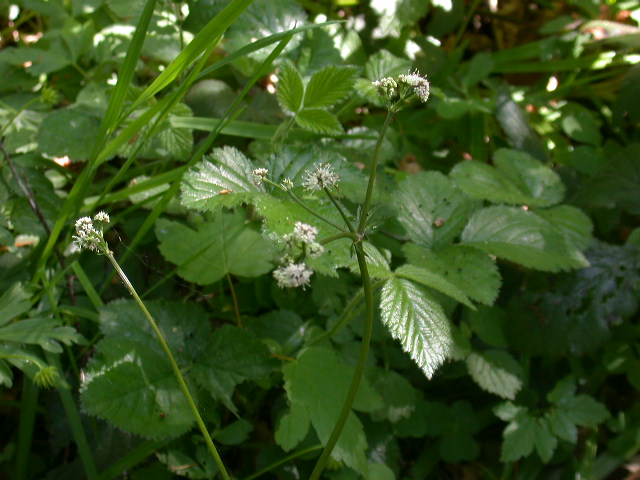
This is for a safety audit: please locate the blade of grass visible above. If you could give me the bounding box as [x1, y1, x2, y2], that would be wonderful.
[15, 377, 38, 480]
[71, 261, 105, 310]
[96, 438, 172, 480]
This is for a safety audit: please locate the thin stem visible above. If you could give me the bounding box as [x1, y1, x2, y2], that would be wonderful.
[285, 189, 347, 233]
[324, 188, 357, 235]
[357, 111, 394, 234]
[241, 445, 323, 480]
[104, 252, 231, 480]
[308, 242, 374, 480]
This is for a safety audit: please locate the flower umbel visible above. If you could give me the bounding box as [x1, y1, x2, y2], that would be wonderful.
[273, 263, 313, 289]
[252, 168, 269, 186]
[398, 71, 430, 103]
[303, 163, 340, 191]
[372, 77, 398, 99]
[293, 222, 318, 244]
[73, 213, 111, 254]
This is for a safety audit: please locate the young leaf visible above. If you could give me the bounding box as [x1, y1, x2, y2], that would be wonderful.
[461, 206, 589, 272]
[192, 325, 277, 413]
[403, 243, 501, 306]
[466, 351, 523, 400]
[282, 347, 382, 473]
[180, 146, 263, 211]
[294, 108, 342, 134]
[303, 65, 358, 109]
[380, 276, 452, 378]
[394, 171, 479, 249]
[277, 61, 305, 114]
[156, 210, 276, 285]
[450, 149, 564, 207]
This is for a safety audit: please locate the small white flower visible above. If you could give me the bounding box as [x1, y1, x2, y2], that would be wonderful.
[303, 163, 340, 191]
[281, 178, 294, 191]
[273, 263, 313, 289]
[398, 71, 430, 103]
[93, 211, 110, 224]
[372, 77, 398, 99]
[307, 242, 324, 258]
[252, 168, 269, 186]
[293, 222, 318, 244]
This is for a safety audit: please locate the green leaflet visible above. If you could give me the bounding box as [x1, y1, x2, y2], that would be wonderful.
[156, 210, 275, 285]
[450, 148, 565, 207]
[294, 108, 342, 134]
[461, 205, 589, 272]
[277, 61, 305, 113]
[0, 317, 82, 353]
[379, 276, 452, 378]
[279, 347, 382, 474]
[466, 350, 523, 400]
[303, 65, 359, 109]
[403, 243, 501, 306]
[395, 263, 474, 308]
[394, 171, 479, 250]
[37, 107, 102, 160]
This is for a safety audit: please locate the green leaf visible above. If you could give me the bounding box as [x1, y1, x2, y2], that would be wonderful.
[192, 325, 277, 413]
[275, 407, 310, 452]
[466, 351, 523, 400]
[295, 108, 342, 134]
[303, 65, 358, 109]
[535, 205, 593, 251]
[156, 210, 276, 285]
[81, 337, 193, 438]
[348, 242, 392, 280]
[0, 283, 32, 326]
[497, 405, 536, 462]
[466, 306, 508, 347]
[450, 149, 565, 207]
[403, 243, 501, 305]
[560, 103, 602, 146]
[380, 276, 452, 378]
[463, 52, 494, 88]
[461, 206, 589, 272]
[438, 401, 481, 463]
[533, 418, 558, 463]
[37, 107, 101, 160]
[282, 347, 382, 473]
[0, 317, 82, 353]
[394, 171, 479, 249]
[395, 264, 474, 308]
[277, 61, 305, 113]
[371, 369, 417, 423]
[180, 146, 263, 211]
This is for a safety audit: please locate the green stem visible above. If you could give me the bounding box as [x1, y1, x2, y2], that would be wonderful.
[241, 445, 323, 480]
[308, 242, 374, 480]
[104, 251, 230, 480]
[285, 189, 347, 233]
[15, 377, 38, 480]
[357, 111, 394, 234]
[324, 188, 357, 235]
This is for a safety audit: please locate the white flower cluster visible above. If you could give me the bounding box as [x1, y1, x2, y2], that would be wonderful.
[372, 70, 430, 106]
[252, 167, 268, 186]
[72, 212, 110, 254]
[273, 263, 313, 289]
[303, 163, 340, 192]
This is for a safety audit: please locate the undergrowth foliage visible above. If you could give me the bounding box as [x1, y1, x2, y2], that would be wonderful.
[1, 0, 640, 479]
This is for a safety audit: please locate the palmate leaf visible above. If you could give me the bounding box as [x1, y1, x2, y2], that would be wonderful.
[180, 146, 263, 211]
[303, 65, 359, 108]
[461, 206, 589, 272]
[394, 171, 479, 249]
[280, 347, 382, 474]
[450, 149, 565, 207]
[380, 276, 452, 378]
[156, 210, 275, 285]
[403, 243, 501, 305]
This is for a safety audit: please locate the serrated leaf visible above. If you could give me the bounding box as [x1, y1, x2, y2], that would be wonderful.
[561, 103, 602, 146]
[156, 210, 275, 285]
[277, 61, 305, 113]
[81, 337, 193, 439]
[461, 206, 589, 272]
[499, 407, 536, 462]
[466, 351, 523, 400]
[535, 205, 593, 251]
[275, 407, 310, 452]
[545, 409, 578, 443]
[371, 369, 416, 423]
[282, 347, 382, 473]
[303, 65, 358, 108]
[380, 276, 452, 378]
[403, 243, 501, 305]
[37, 107, 101, 160]
[450, 149, 564, 207]
[559, 395, 610, 427]
[394, 171, 479, 249]
[533, 419, 557, 463]
[0, 283, 32, 326]
[180, 146, 263, 211]
[192, 325, 277, 413]
[0, 317, 82, 353]
[295, 108, 342, 134]
[348, 242, 391, 280]
[395, 264, 474, 308]
[466, 306, 508, 347]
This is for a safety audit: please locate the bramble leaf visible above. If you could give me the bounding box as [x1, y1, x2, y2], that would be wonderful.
[303, 65, 358, 109]
[180, 146, 263, 211]
[466, 350, 523, 400]
[380, 276, 452, 378]
[277, 61, 305, 113]
[450, 149, 565, 207]
[535, 205, 593, 251]
[295, 108, 342, 134]
[394, 171, 479, 249]
[0, 317, 82, 353]
[403, 243, 501, 305]
[461, 206, 589, 272]
[281, 347, 382, 473]
[395, 263, 473, 308]
[156, 210, 275, 284]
